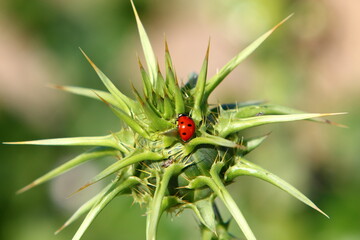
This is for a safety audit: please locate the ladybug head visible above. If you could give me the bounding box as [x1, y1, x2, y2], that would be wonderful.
[178, 113, 189, 118]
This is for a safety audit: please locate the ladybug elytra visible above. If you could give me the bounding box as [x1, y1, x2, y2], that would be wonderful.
[177, 114, 195, 142]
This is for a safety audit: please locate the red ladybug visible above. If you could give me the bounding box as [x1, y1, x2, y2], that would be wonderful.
[177, 114, 195, 142]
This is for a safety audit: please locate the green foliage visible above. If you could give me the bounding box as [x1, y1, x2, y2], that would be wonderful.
[6, 2, 344, 240]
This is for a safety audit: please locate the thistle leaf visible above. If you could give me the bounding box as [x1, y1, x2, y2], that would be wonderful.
[192, 41, 210, 123]
[208, 163, 257, 240]
[214, 100, 265, 112]
[80, 49, 137, 115]
[143, 103, 173, 131]
[217, 112, 346, 138]
[181, 147, 218, 181]
[17, 147, 118, 194]
[4, 135, 125, 151]
[72, 177, 141, 240]
[137, 57, 152, 98]
[160, 196, 184, 213]
[210, 163, 256, 240]
[208, 101, 265, 123]
[55, 180, 115, 234]
[238, 133, 271, 156]
[203, 14, 293, 101]
[225, 158, 329, 218]
[164, 39, 175, 78]
[163, 95, 174, 120]
[146, 163, 184, 240]
[131, 86, 172, 131]
[186, 176, 209, 189]
[228, 103, 347, 127]
[131, 0, 158, 85]
[50, 85, 124, 109]
[115, 128, 136, 148]
[75, 151, 164, 193]
[166, 66, 185, 115]
[154, 67, 166, 98]
[187, 175, 256, 240]
[95, 93, 151, 139]
[184, 135, 241, 155]
[188, 198, 217, 234]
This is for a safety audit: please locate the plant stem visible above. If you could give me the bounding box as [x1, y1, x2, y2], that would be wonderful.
[146, 163, 184, 240]
[209, 163, 256, 240]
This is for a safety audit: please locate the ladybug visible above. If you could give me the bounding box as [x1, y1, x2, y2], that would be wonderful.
[177, 114, 196, 142]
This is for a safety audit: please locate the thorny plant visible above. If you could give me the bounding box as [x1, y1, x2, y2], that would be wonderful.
[6, 1, 345, 240]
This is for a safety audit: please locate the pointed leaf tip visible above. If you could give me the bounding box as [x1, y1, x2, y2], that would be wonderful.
[204, 14, 294, 101]
[131, 0, 158, 85]
[16, 183, 36, 194]
[72, 177, 140, 240]
[79, 48, 98, 71]
[93, 91, 110, 106]
[164, 37, 170, 53]
[270, 13, 294, 33]
[68, 183, 92, 198]
[79, 47, 138, 115]
[323, 119, 348, 128]
[192, 40, 210, 122]
[55, 224, 66, 235]
[226, 158, 329, 218]
[218, 112, 347, 138]
[207, 166, 257, 240]
[47, 84, 65, 91]
[137, 55, 144, 68]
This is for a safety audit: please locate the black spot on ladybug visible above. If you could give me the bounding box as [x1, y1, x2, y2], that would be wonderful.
[182, 132, 186, 135]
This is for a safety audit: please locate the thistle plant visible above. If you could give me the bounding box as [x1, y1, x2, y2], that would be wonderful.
[7, 2, 345, 240]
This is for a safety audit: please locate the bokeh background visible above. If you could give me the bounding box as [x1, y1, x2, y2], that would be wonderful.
[1, 0, 359, 239]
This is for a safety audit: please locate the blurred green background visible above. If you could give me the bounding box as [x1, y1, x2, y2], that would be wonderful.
[1, 0, 359, 240]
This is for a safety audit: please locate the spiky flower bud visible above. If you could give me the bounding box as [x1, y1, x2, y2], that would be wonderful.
[6, 2, 344, 240]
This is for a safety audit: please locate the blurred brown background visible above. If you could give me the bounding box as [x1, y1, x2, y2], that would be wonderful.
[1, 0, 359, 239]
